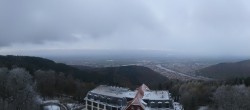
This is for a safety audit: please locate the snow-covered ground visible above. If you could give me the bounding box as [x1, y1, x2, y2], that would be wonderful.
[198, 106, 209, 110]
[42, 100, 60, 104]
[42, 100, 61, 110]
[66, 103, 85, 110]
[173, 102, 184, 110]
[43, 105, 60, 110]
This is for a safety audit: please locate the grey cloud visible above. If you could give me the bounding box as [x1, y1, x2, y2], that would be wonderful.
[0, 0, 161, 46]
[0, 0, 250, 57]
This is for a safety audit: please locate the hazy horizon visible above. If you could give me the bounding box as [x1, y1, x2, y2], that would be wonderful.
[1, 0, 250, 57]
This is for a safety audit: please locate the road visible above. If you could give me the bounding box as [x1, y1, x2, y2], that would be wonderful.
[155, 64, 196, 79]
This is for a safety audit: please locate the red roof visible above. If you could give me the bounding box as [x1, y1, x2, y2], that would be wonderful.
[125, 84, 150, 110]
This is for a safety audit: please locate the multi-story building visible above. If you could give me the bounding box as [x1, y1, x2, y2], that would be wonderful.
[84, 84, 183, 110]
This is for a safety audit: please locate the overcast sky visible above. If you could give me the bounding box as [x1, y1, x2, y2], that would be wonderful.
[0, 0, 250, 57]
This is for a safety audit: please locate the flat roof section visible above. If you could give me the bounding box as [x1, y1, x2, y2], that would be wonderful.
[89, 85, 170, 100]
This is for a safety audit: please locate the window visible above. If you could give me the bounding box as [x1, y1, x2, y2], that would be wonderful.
[150, 102, 156, 108]
[100, 96, 105, 102]
[93, 102, 98, 107]
[118, 99, 122, 106]
[106, 106, 112, 110]
[87, 106, 92, 110]
[112, 107, 117, 110]
[158, 102, 162, 108]
[87, 101, 92, 105]
[94, 95, 99, 101]
[107, 98, 111, 104]
[99, 104, 104, 109]
[165, 102, 170, 108]
[88, 94, 92, 99]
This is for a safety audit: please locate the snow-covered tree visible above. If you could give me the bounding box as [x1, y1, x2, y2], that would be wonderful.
[212, 85, 250, 110]
[0, 68, 40, 110]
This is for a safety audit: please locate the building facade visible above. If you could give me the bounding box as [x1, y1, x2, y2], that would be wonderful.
[84, 84, 183, 110]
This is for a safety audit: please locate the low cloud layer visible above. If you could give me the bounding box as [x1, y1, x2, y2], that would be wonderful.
[1, 0, 250, 56]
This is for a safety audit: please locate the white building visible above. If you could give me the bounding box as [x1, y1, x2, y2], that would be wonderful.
[84, 84, 183, 110]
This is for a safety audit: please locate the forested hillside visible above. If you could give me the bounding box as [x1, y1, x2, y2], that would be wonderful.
[75, 65, 168, 88]
[2, 56, 250, 110]
[0, 55, 167, 88]
[196, 60, 250, 79]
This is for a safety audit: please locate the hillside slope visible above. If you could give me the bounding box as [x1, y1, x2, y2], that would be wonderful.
[196, 60, 250, 79]
[0, 55, 80, 74]
[77, 65, 168, 88]
[0, 55, 167, 88]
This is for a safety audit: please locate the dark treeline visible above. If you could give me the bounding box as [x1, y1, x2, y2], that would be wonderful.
[159, 78, 250, 110]
[34, 70, 96, 100]
[1, 67, 250, 110]
[1, 56, 250, 110]
[0, 55, 167, 88]
[0, 67, 97, 110]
